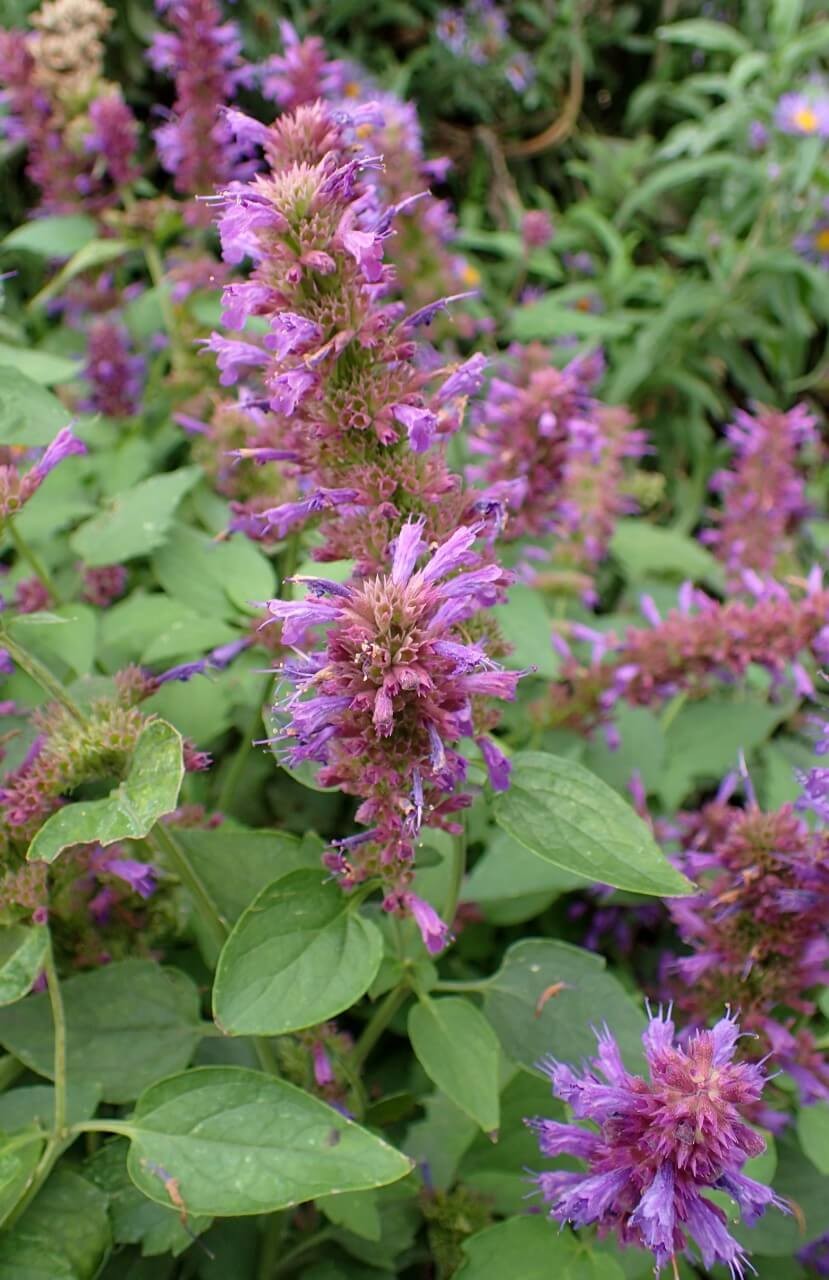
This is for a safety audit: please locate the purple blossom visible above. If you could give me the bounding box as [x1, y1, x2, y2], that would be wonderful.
[391, 403, 438, 453]
[105, 858, 158, 899]
[33, 426, 87, 481]
[774, 91, 829, 137]
[529, 1008, 785, 1276]
[202, 333, 269, 386]
[404, 892, 451, 954]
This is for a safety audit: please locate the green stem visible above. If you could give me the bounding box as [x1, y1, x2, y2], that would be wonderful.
[148, 822, 228, 953]
[5, 521, 62, 604]
[257, 1212, 286, 1280]
[0, 628, 87, 724]
[217, 686, 267, 815]
[272, 1227, 337, 1277]
[142, 239, 187, 374]
[348, 985, 408, 1072]
[69, 1119, 134, 1137]
[432, 978, 486, 994]
[1, 935, 70, 1228]
[148, 824, 282, 1077]
[442, 822, 467, 930]
[44, 941, 67, 1141]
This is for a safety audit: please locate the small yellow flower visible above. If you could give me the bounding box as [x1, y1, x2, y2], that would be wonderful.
[461, 263, 481, 287]
[814, 227, 829, 253]
[793, 106, 819, 133]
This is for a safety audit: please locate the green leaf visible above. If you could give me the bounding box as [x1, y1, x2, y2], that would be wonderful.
[655, 18, 749, 54]
[27, 719, 184, 864]
[0, 959, 204, 1103]
[174, 828, 321, 924]
[616, 155, 756, 226]
[457, 1215, 625, 1279]
[482, 939, 647, 1075]
[458, 1068, 560, 1214]
[9, 604, 97, 678]
[611, 520, 724, 587]
[493, 751, 693, 896]
[151, 525, 276, 620]
[317, 1189, 382, 1241]
[85, 1138, 212, 1258]
[798, 1104, 829, 1174]
[408, 998, 500, 1135]
[2, 215, 97, 259]
[124, 1066, 413, 1215]
[0, 345, 80, 386]
[29, 239, 131, 309]
[0, 1129, 44, 1227]
[0, 367, 71, 446]
[0, 1083, 101, 1131]
[0, 925, 48, 1006]
[496, 585, 559, 677]
[0, 1168, 111, 1280]
[463, 830, 591, 925]
[213, 870, 384, 1035]
[512, 298, 633, 342]
[70, 467, 202, 566]
[659, 697, 794, 808]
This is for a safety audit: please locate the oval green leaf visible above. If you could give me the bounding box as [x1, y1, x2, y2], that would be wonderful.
[408, 998, 500, 1135]
[493, 751, 693, 896]
[125, 1066, 413, 1216]
[213, 870, 384, 1035]
[0, 926, 48, 1007]
[27, 719, 184, 864]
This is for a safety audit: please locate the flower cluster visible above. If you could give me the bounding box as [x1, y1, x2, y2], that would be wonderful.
[544, 573, 829, 735]
[82, 318, 146, 418]
[663, 788, 829, 1108]
[469, 343, 645, 594]
[148, 0, 254, 213]
[797, 713, 829, 824]
[266, 518, 519, 943]
[701, 402, 818, 588]
[436, 1, 534, 93]
[207, 99, 489, 571]
[774, 89, 829, 138]
[528, 1007, 785, 1277]
[0, 0, 139, 211]
[0, 427, 87, 522]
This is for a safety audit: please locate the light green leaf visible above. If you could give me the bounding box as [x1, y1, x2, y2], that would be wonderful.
[656, 18, 749, 54]
[660, 697, 794, 808]
[617, 155, 756, 226]
[29, 239, 131, 309]
[27, 719, 184, 864]
[457, 1215, 625, 1279]
[70, 467, 202, 566]
[0, 926, 48, 1006]
[798, 1104, 829, 1175]
[0, 1083, 101, 1132]
[213, 870, 384, 1035]
[124, 1066, 413, 1215]
[0, 368, 71, 446]
[482, 938, 647, 1074]
[318, 1189, 382, 1241]
[494, 751, 693, 896]
[0, 960, 204, 1103]
[9, 604, 97, 678]
[151, 525, 275, 620]
[611, 520, 724, 586]
[0, 345, 80, 386]
[2, 215, 97, 259]
[0, 1168, 111, 1280]
[496, 585, 559, 677]
[408, 998, 500, 1135]
[512, 299, 633, 342]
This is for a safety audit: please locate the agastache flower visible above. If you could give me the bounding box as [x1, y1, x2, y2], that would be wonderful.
[264, 518, 518, 906]
[528, 1007, 786, 1276]
[81, 318, 145, 418]
[701, 402, 817, 587]
[0, 426, 87, 520]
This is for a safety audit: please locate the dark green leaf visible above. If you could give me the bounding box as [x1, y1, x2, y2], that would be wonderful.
[482, 938, 647, 1074]
[27, 719, 184, 864]
[655, 18, 749, 53]
[174, 827, 320, 924]
[0, 960, 204, 1103]
[0, 1168, 111, 1280]
[86, 1138, 212, 1257]
[124, 1066, 413, 1215]
[797, 1104, 829, 1175]
[494, 752, 693, 896]
[213, 870, 384, 1035]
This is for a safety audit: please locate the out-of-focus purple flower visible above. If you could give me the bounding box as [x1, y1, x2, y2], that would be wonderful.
[521, 210, 555, 249]
[402, 892, 451, 954]
[799, 1232, 829, 1276]
[701, 402, 817, 588]
[15, 578, 50, 614]
[436, 8, 469, 55]
[84, 92, 140, 187]
[105, 857, 158, 899]
[312, 1040, 334, 1086]
[81, 564, 128, 607]
[1, 426, 87, 520]
[795, 212, 829, 270]
[0, 650, 14, 676]
[504, 51, 534, 93]
[748, 120, 768, 150]
[82, 318, 145, 418]
[774, 91, 829, 137]
[563, 251, 596, 276]
[33, 427, 87, 481]
[529, 1008, 785, 1276]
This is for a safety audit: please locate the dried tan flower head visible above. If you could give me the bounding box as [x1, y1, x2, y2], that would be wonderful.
[29, 0, 113, 105]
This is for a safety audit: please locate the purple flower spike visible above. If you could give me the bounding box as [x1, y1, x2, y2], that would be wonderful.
[528, 1007, 786, 1276]
[32, 426, 87, 481]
